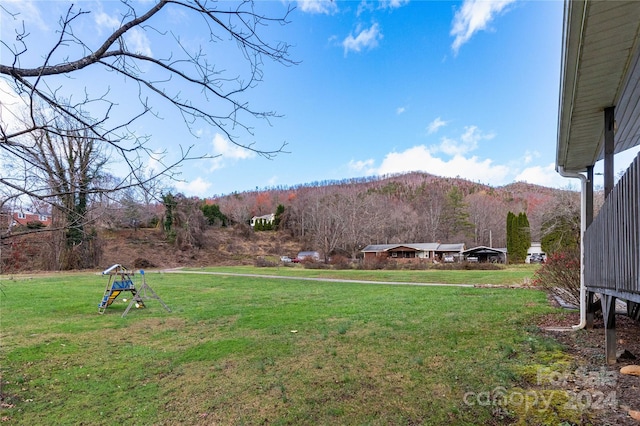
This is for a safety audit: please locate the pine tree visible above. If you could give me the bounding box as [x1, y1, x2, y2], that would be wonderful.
[511, 213, 521, 262]
[506, 211, 531, 263]
[440, 187, 473, 240]
[201, 203, 228, 227]
[506, 211, 515, 260]
[162, 193, 177, 236]
[274, 204, 285, 229]
[518, 212, 531, 262]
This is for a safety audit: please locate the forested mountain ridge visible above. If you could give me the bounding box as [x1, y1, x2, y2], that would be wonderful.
[212, 172, 580, 259]
[1, 173, 581, 272]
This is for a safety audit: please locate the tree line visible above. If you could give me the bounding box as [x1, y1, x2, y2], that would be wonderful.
[214, 173, 583, 262]
[1, 169, 584, 271]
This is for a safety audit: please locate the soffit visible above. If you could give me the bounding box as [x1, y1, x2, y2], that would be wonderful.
[557, 0, 640, 172]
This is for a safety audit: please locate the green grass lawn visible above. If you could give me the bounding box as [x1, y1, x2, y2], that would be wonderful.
[0, 269, 577, 425]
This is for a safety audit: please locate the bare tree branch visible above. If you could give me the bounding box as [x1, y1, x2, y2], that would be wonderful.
[0, 0, 295, 252]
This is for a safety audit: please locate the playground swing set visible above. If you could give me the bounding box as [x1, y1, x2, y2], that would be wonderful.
[98, 264, 171, 317]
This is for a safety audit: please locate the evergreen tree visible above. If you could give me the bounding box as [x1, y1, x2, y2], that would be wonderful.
[274, 204, 285, 229]
[506, 211, 531, 263]
[162, 193, 177, 236]
[506, 211, 515, 259]
[517, 212, 531, 262]
[440, 187, 473, 240]
[510, 212, 521, 262]
[201, 203, 228, 227]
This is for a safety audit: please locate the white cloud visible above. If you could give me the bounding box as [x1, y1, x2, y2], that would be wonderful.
[174, 177, 211, 197]
[209, 157, 225, 171]
[437, 137, 463, 156]
[348, 140, 589, 189]
[514, 163, 570, 188]
[433, 125, 494, 156]
[2, 0, 48, 31]
[297, 0, 338, 14]
[396, 106, 406, 115]
[343, 23, 383, 55]
[94, 11, 151, 56]
[450, 0, 516, 55]
[0, 79, 27, 136]
[427, 117, 447, 134]
[126, 27, 153, 57]
[358, 0, 409, 15]
[348, 159, 376, 174]
[383, 0, 410, 9]
[375, 145, 510, 183]
[612, 146, 640, 174]
[209, 133, 255, 171]
[94, 11, 120, 31]
[144, 151, 167, 175]
[461, 125, 494, 144]
[522, 150, 540, 165]
[516, 146, 640, 190]
[212, 133, 255, 159]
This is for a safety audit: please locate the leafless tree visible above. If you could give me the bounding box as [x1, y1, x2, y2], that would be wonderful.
[161, 193, 208, 249]
[340, 190, 377, 258]
[539, 189, 581, 253]
[301, 189, 344, 261]
[466, 192, 509, 247]
[412, 184, 445, 242]
[10, 115, 107, 269]
[0, 0, 294, 219]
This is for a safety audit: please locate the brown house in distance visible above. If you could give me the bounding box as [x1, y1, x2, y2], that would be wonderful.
[361, 243, 465, 263]
[7, 211, 52, 228]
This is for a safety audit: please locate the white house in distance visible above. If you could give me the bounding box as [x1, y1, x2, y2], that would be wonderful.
[525, 242, 546, 263]
[250, 213, 275, 228]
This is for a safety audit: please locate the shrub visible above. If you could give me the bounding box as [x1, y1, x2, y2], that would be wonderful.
[431, 262, 502, 271]
[255, 256, 278, 268]
[133, 258, 156, 269]
[148, 215, 160, 228]
[532, 248, 580, 306]
[234, 223, 254, 239]
[360, 256, 388, 270]
[26, 220, 45, 229]
[403, 261, 429, 270]
[462, 262, 502, 271]
[301, 258, 328, 269]
[384, 260, 399, 270]
[329, 255, 351, 270]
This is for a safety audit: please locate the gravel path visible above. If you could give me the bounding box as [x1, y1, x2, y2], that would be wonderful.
[160, 269, 474, 288]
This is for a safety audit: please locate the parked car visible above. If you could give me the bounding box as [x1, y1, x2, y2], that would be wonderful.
[295, 251, 321, 263]
[529, 253, 545, 263]
[280, 256, 292, 263]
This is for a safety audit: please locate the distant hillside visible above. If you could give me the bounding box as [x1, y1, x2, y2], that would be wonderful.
[210, 172, 579, 257]
[1, 172, 581, 273]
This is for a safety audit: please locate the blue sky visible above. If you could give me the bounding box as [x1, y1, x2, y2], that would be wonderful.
[3, 0, 639, 197]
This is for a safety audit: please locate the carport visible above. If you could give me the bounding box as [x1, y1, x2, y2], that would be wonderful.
[462, 246, 506, 264]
